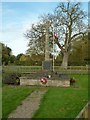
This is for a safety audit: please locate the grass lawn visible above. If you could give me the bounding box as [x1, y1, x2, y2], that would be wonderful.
[33, 74, 89, 118]
[2, 85, 37, 118]
[2, 74, 89, 119]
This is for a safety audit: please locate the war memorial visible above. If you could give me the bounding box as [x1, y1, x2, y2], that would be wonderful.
[20, 22, 71, 87]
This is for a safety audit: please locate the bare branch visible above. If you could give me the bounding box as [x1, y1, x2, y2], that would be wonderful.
[55, 38, 65, 52]
[71, 32, 85, 41]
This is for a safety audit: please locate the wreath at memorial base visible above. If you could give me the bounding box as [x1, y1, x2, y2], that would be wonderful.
[40, 77, 48, 84]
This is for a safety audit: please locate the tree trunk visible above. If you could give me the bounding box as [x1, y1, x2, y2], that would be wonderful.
[61, 52, 69, 69]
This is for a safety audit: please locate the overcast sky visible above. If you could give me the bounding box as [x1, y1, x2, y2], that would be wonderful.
[1, 1, 88, 56]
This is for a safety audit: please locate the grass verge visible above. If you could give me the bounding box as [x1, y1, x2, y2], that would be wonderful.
[33, 74, 89, 118]
[2, 85, 36, 118]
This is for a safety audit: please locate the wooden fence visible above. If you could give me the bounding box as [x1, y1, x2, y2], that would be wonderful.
[2, 65, 89, 74]
[75, 101, 90, 119]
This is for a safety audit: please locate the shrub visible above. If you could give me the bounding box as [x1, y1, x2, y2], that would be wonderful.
[2, 71, 21, 85]
[70, 77, 76, 86]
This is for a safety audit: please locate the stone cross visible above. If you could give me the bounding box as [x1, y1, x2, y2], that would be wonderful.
[45, 21, 51, 61]
[42, 21, 52, 71]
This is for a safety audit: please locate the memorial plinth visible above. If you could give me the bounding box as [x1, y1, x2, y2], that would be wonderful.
[20, 71, 70, 87]
[20, 77, 70, 87]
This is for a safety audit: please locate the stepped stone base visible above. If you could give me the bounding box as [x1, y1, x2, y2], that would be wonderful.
[20, 77, 70, 87]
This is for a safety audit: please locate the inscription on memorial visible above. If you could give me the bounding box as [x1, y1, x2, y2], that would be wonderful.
[42, 61, 52, 71]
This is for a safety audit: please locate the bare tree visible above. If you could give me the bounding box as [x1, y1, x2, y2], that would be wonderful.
[52, 2, 87, 68]
[25, 21, 53, 56]
[25, 2, 87, 69]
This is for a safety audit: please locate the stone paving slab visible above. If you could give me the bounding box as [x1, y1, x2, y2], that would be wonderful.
[8, 89, 47, 118]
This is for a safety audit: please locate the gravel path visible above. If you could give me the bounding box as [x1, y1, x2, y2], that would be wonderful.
[8, 89, 47, 119]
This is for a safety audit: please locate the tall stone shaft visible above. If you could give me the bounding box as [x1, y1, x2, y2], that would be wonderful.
[45, 23, 50, 61]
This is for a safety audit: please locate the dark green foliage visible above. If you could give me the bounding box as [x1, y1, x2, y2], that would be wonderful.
[16, 53, 24, 60]
[1, 43, 16, 65]
[15, 60, 42, 66]
[9, 55, 16, 64]
[2, 71, 21, 85]
[69, 38, 89, 66]
[2, 43, 12, 65]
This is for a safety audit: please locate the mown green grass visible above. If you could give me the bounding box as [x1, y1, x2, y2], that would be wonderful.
[70, 74, 88, 88]
[2, 85, 36, 118]
[33, 74, 89, 118]
[2, 74, 89, 119]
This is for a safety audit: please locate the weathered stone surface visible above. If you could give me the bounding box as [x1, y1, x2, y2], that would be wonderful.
[20, 77, 70, 87]
[8, 90, 47, 118]
[42, 61, 52, 71]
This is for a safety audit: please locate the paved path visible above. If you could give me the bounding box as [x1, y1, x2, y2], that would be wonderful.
[8, 89, 47, 119]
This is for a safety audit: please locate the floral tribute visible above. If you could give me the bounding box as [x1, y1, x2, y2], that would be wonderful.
[40, 77, 48, 84]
